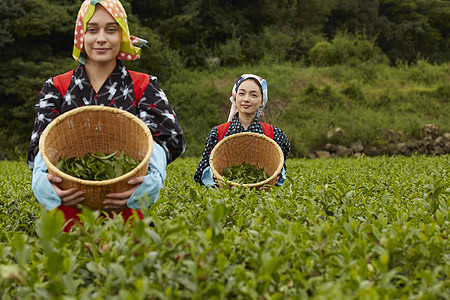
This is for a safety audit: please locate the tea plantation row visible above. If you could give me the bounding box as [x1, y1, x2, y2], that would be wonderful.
[0, 155, 449, 299]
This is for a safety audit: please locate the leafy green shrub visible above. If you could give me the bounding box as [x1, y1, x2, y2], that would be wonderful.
[401, 59, 449, 86]
[371, 88, 398, 109]
[218, 37, 244, 67]
[309, 32, 388, 67]
[124, 26, 183, 83]
[260, 26, 294, 63]
[0, 58, 78, 159]
[261, 27, 325, 63]
[434, 83, 450, 102]
[340, 80, 366, 103]
[297, 82, 344, 110]
[308, 41, 331, 66]
[0, 161, 38, 240]
[164, 70, 224, 156]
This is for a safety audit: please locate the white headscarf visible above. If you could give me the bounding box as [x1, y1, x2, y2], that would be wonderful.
[227, 74, 268, 121]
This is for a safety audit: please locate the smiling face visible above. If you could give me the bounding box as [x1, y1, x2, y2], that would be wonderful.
[83, 5, 122, 65]
[235, 79, 263, 118]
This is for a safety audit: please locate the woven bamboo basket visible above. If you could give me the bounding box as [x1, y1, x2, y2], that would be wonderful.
[39, 106, 153, 211]
[209, 132, 284, 189]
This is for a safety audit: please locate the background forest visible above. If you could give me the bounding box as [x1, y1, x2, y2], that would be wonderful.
[1, 0, 449, 159]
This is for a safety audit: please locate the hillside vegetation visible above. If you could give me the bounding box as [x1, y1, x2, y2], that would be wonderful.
[167, 59, 450, 157]
[1, 0, 449, 159]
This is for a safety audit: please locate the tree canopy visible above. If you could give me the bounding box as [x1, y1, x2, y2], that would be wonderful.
[0, 0, 449, 158]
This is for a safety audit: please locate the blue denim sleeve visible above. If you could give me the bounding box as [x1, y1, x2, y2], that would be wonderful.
[275, 166, 286, 186]
[31, 151, 61, 210]
[201, 166, 218, 187]
[127, 143, 167, 209]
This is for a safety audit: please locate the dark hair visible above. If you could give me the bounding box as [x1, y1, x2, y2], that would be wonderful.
[240, 78, 262, 95]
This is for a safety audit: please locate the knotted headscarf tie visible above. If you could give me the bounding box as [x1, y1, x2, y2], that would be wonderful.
[72, 0, 147, 64]
[227, 74, 268, 121]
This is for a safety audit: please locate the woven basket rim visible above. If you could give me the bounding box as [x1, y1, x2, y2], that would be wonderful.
[39, 106, 153, 186]
[209, 132, 284, 188]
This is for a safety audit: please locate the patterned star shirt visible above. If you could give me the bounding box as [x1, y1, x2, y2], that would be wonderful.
[27, 60, 185, 170]
[194, 114, 290, 184]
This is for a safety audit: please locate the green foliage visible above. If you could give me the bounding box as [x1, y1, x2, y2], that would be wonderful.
[121, 4, 183, 82]
[274, 61, 450, 156]
[1, 0, 450, 159]
[218, 37, 245, 67]
[132, 0, 265, 68]
[0, 155, 449, 298]
[2, 59, 450, 159]
[0, 58, 77, 160]
[222, 162, 269, 184]
[0, 161, 38, 239]
[377, 0, 450, 64]
[261, 27, 325, 63]
[56, 151, 140, 181]
[164, 69, 225, 157]
[12, 0, 77, 37]
[309, 31, 389, 67]
[324, 0, 380, 37]
[0, 0, 24, 48]
[260, 0, 337, 31]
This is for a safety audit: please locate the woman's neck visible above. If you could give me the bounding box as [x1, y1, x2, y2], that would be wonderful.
[238, 113, 256, 130]
[84, 59, 117, 93]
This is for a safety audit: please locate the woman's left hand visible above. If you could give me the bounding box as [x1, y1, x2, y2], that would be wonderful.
[103, 176, 145, 211]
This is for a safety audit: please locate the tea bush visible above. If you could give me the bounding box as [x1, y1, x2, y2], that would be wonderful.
[0, 155, 449, 298]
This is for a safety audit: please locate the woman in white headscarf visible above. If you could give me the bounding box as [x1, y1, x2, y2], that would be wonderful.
[194, 74, 290, 186]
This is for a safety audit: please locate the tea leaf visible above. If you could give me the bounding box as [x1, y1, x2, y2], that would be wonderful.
[56, 151, 140, 181]
[223, 162, 269, 184]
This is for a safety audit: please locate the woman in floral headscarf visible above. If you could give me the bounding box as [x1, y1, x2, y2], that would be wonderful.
[194, 74, 290, 186]
[28, 0, 186, 232]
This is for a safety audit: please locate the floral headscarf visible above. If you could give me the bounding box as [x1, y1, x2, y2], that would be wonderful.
[227, 74, 268, 121]
[72, 0, 147, 64]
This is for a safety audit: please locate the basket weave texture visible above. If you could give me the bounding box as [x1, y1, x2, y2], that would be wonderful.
[209, 132, 284, 189]
[39, 106, 153, 211]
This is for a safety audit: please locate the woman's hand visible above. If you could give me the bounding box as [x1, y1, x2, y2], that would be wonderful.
[103, 176, 145, 212]
[47, 174, 84, 207]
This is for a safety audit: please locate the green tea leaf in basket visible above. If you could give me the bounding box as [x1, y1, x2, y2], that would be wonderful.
[222, 162, 269, 184]
[56, 151, 140, 181]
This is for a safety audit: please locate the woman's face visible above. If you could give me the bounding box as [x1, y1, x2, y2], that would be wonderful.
[235, 79, 263, 117]
[84, 5, 122, 64]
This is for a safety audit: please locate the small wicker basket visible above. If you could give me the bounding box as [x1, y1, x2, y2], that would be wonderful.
[209, 132, 284, 189]
[39, 106, 153, 211]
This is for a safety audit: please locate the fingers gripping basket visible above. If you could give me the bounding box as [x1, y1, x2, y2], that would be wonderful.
[39, 106, 153, 211]
[209, 132, 284, 189]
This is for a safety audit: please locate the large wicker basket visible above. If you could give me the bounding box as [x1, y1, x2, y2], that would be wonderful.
[209, 132, 284, 189]
[39, 106, 153, 211]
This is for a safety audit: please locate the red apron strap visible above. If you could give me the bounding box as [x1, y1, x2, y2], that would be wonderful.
[53, 70, 75, 97]
[217, 121, 231, 141]
[260, 122, 274, 139]
[128, 70, 150, 101]
[53, 70, 150, 101]
[218, 121, 273, 141]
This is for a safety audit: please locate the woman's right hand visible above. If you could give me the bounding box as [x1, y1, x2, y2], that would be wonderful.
[47, 174, 84, 207]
